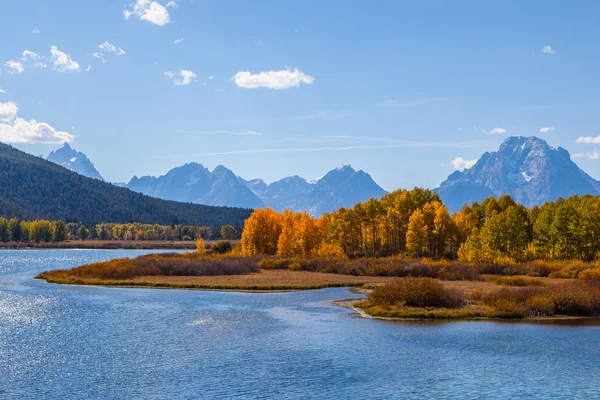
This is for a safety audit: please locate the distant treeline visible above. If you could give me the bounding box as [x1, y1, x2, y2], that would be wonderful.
[241, 189, 600, 262]
[0, 217, 239, 243]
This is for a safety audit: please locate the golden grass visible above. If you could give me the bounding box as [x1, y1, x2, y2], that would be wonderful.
[38, 269, 393, 291]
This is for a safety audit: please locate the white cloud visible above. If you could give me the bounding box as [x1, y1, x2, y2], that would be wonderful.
[541, 46, 556, 55]
[165, 69, 196, 86]
[576, 136, 600, 144]
[98, 41, 125, 56]
[451, 157, 477, 170]
[32, 27, 40, 34]
[124, 0, 170, 26]
[0, 88, 5, 94]
[20, 50, 46, 69]
[208, 76, 214, 80]
[86, 65, 92, 72]
[0, 102, 18, 121]
[21, 50, 41, 61]
[49, 46, 80, 72]
[0, 101, 75, 144]
[92, 52, 106, 63]
[486, 127, 506, 135]
[573, 151, 600, 160]
[539, 127, 555, 133]
[4, 61, 24, 74]
[233, 67, 315, 89]
[174, 38, 184, 44]
[166, 1, 178, 7]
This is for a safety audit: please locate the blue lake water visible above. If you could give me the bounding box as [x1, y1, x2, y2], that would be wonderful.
[1, 249, 599, 399]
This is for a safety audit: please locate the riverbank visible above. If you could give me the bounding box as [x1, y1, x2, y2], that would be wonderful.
[0, 240, 203, 250]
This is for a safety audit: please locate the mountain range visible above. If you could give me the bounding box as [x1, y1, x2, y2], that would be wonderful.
[127, 164, 387, 216]
[41, 136, 600, 216]
[47, 143, 104, 181]
[435, 136, 600, 212]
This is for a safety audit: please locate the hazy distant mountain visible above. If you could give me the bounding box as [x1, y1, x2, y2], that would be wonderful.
[289, 165, 387, 216]
[240, 175, 316, 211]
[47, 143, 104, 181]
[127, 163, 263, 209]
[435, 136, 600, 212]
[129, 164, 386, 215]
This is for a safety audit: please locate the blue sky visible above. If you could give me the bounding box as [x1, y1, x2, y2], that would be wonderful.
[1, 0, 600, 190]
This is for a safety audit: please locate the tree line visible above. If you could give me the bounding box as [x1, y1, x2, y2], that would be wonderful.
[241, 188, 600, 262]
[0, 216, 239, 243]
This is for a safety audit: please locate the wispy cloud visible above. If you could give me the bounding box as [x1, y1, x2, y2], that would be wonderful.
[174, 38, 184, 44]
[184, 145, 377, 157]
[0, 88, 5, 94]
[165, 69, 196, 86]
[541, 45, 557, 55]
[576, 136, 600, 144]
[32, 27, 40, 34]
[573, 151, 600, 159]
[377, 98, 450, 107]
[170, 138, 484, 158]
[486, 127, 506, 135]
[517, 104, 579, 112]
[451, 157, 477, 170]
[98, 41, 125, 56]
[539, 127, 555, 133]
[175, 129, 263, 136]
[234, 67, 314, 89]
[124, 0, 170, 26]
[4, 61, 24, 75]
[297, 110, 350, 120]
[21, 50, 46, 68]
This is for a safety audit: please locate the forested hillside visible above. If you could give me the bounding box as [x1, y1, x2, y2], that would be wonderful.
[0, 143, 251, 228]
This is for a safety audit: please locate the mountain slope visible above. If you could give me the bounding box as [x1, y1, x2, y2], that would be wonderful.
[290, 165, 387, 215]
[127, 163, 264, 209]
[47, 143, 104, 180]
[0, 143, 251, 227]
[435, 136, 600, 212]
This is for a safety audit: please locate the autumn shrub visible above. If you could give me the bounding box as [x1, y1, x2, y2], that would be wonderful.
[212, 240, 233, 254]
[524, 260, 553, 277]
[438, 264, 483, 281]
[545, 282, 600, 316]
[471, 282, 600, 317]
[488, 276, 544, 287]
[548, 261, 592, 279]
[369, 278, 465, 308]
[579, 268, 600, 281]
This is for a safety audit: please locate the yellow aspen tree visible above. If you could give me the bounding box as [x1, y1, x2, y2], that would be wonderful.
[241, 208, 283, 255]
[406, 209, 428, 257]
[196, 237, 206, 255]
[277, 209, 299, 256]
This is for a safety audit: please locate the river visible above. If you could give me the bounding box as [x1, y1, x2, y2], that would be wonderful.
[1, 249, 599, 399]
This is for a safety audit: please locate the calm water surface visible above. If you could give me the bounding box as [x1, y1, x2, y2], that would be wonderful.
[1, 249, 599, 399]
